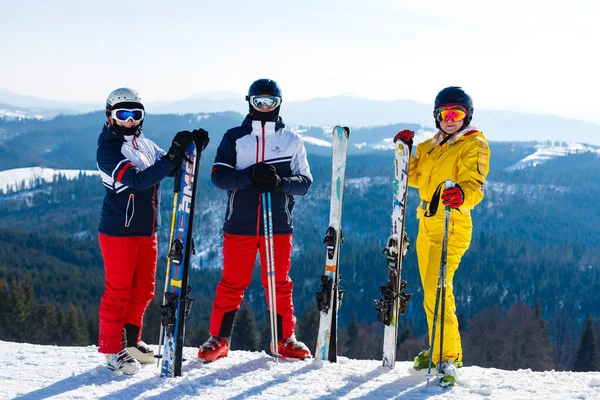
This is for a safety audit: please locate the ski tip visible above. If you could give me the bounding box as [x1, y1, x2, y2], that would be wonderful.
[333, 126, 350, 138]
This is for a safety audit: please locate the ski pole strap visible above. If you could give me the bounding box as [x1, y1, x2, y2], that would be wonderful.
[424, 182, 445, 218]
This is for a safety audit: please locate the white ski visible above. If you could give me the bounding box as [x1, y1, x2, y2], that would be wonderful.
[315, 126, 350, 362]
[375, 132, 412, 368]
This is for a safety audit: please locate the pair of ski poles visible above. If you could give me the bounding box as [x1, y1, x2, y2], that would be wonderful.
[156, 191, 280, 365]
[262, 192, 280, 359]
[156, 168, 184, 369]
[426, 180, 454, 384]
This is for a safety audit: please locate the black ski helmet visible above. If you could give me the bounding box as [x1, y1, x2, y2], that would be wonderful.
[246, 78, 282, 122]
[434, 86, 474, 128]
[247, 78, 282, 98]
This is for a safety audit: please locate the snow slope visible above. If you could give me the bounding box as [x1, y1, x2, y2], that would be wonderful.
[507, 141, 600, 171]
[2, 341, 599, 399]
[0, 109, 45, 120]
[298, 127, 435, 152]
[0, 167, 99, 193]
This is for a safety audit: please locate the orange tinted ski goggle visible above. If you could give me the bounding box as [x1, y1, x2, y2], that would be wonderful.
[435, 105, 467, 122]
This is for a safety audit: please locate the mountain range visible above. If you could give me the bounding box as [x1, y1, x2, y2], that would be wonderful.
[2, 88, 600, 145]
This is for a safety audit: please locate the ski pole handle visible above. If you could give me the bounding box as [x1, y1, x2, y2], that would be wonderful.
[443, 180, 456, 211]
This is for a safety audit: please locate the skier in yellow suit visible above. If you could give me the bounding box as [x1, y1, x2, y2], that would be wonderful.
[397, 86, 490, 387]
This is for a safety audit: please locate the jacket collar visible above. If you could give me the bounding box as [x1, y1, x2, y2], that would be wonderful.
[431, 124, 479, 146]
[100, 123, 145, 144]
[242, 115, 285, 135]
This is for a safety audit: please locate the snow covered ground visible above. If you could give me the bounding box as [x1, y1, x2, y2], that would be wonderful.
[0, 167, 99, 193]
[506, 141, 600, 171]
[2, 341, 600, 400]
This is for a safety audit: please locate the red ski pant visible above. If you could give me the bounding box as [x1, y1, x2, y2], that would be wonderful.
[210, 233, 296, 339]
[98, 233, 157, 354]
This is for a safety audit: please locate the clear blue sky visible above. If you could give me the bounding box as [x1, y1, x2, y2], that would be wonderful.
[1, 0, 599, 123]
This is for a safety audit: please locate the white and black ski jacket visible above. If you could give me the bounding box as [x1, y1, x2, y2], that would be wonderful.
[96, 124, 175, 237]
[211, 116, 312, 235]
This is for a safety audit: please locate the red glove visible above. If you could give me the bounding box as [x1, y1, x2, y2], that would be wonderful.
[441, 185, 464, 209]
[394, 129, 414, 146]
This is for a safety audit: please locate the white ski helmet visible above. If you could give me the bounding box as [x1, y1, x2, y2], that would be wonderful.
[105, 87, 144, 118]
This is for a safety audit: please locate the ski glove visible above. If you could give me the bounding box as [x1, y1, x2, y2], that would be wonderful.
[441, 184, 465, 209]
[394, 129, 414, 146]
[164, 130, 198, 167]
[249, 163, 282, 192]
[194, 128, 210, 152]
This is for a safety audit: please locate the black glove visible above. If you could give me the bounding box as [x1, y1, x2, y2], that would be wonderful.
[194, 128, 210, 151]
[249, 163, 282, 192]
[164, 130, 197, 166]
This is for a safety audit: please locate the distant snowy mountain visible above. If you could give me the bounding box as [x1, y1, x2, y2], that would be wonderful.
[2, 340, 599, 399]
[3, 89, 600, 144]
[0, 89, 99, 114]
[0, 101, 50, 120]
[299, 134, 332, 148]
[156, 94, 600, 145]
[0, 167, 99, 193]
[295, 125, 434, 154]
[506, 141, 600, 171]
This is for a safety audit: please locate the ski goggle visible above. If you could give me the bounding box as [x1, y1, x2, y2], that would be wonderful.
[249, 95, 282, 111]
[111, 108, 144, 123]
[435, 105, 467, 122]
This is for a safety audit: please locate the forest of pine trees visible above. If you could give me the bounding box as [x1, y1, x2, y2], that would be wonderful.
[1, 140, 600, 372]
[2, 274, 599, 372]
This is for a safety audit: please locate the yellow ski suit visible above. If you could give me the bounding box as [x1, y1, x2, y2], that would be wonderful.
[408, 125, 490, 364]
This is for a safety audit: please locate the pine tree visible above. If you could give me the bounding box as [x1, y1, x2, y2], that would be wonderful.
[62, 304, 89, 345]
[396, 332, 428, 363]
[231, 302, 259, 351]
[351, 322, 383, 360]
[258, 319, 272, 354]
[12, 278, 35, 341]
[531, 301, 555, 371]
[0, 279, 10, 340]
[345, 311, 359, 358]
[501, 303, 554, 371]
[142, 297, 162, 345]
[30, 304, 57, 344]
[573, 315, 600, 372]
[296, 304, 319, 354]
[548, 309, 577, 371]
[185, 323, 210, 348]
[596, 321, 600, 364]
[463, 305, 505, 368]
[88, 314, 99, 346]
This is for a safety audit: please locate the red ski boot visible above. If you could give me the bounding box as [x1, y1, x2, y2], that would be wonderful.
[197, 336, 229, 363]
[275, 336, 311, 359]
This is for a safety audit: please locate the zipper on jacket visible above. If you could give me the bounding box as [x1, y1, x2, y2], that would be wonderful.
[125, 193, 135, 227]
[254, 123, 268, 236]
[285, 194, 291, 225]
[261, 123, 266, 162]
[255, 136, 259, 164]
[227, 190, 236, 220]
[152, 185, 157, 234]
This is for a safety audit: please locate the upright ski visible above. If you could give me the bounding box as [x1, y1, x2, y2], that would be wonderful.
[315, 126, 350, 362]
[374, 131, 412, 368]
[158, 140, 203, 377]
